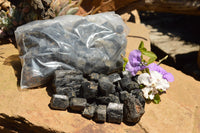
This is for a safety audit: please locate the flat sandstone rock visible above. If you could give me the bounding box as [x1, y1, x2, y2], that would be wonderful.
[0, 22, 200, 132]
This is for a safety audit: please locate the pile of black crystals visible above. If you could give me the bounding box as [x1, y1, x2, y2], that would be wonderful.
[50, 69, 145, 124]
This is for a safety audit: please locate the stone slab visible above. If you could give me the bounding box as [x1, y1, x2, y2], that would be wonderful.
[0, 21, 200, 133]
[141, 13, 200, 80]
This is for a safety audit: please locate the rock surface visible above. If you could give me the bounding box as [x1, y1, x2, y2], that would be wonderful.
[82, 0, 200, 16]
[140, 12, 200, 80]
[0, 22, 200, 132]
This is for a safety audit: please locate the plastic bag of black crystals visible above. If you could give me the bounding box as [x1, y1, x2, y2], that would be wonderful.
[15, 12, 128, 89]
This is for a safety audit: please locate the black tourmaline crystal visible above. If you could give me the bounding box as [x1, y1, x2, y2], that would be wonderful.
[50, 69, 145, 124]
[94, 105, 107, 122]
[123, 94, 145, 123]
[107, 102, 123, 124]
[82, 104, 97, 119]
[98, 77, 115, 96]
[50, 94, 69, 110]
[81, 81, 98, 99]
[69, 98, 87, 112]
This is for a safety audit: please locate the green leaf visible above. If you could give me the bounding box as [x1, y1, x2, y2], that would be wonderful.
[138, 41, 144, 49]
[141, 51, 157, 65]
[138, 41, 147, 52]
[139, 84, 145, 89]
[139, 47, 147, 53]
[141, 55, 145, 63]
[153, 94, 161, 104]
[138, 41, 157, 65]
[123, 56, 128, 71]
[147, 57, 157, 65]
[142, 51, 157, 58]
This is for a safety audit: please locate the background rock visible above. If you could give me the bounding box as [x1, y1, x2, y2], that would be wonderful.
[82, 0, 200, 16]
[139, 12, 200, 80]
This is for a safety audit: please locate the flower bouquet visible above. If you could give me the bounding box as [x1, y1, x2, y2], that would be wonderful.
[123, 41, 174, 104]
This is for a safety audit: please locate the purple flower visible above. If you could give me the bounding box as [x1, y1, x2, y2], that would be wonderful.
[125, 50, 146, 76]
[148, 63, 174, 82]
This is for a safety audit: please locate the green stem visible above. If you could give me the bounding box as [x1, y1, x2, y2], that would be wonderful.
[157, 55, 168, 65]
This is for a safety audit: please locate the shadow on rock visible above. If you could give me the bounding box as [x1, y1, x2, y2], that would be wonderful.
[0, 37, 17, 47]
[0, 113, 63, 133]
[176, 52, 200, 80]
[0, 38, 12, 45]
[139, 11, 200, 45]
[151, 44, 200, 80]
[3, 54, 22, 87]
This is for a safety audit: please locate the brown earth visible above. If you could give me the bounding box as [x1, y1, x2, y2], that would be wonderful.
[0, 22, 200, 133]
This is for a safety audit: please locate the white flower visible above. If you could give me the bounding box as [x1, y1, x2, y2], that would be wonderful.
[137, 71, 170, 100]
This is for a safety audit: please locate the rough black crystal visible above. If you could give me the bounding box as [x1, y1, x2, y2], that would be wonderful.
[81, 81, 98, 99]
[69, 98, 87, 112]
[123, 94, 145, 123]
[96, 94, 120, 105]
[119, 77, 139, 92]
[107, 102, 123, 124]
[50, 94, 69, 110]
[98, 77, 115, 96]
[94, 105, 107, 122]
[82, 104, 97, 119]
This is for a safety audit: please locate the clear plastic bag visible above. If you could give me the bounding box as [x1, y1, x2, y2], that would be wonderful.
[15, 12, 128, 89]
